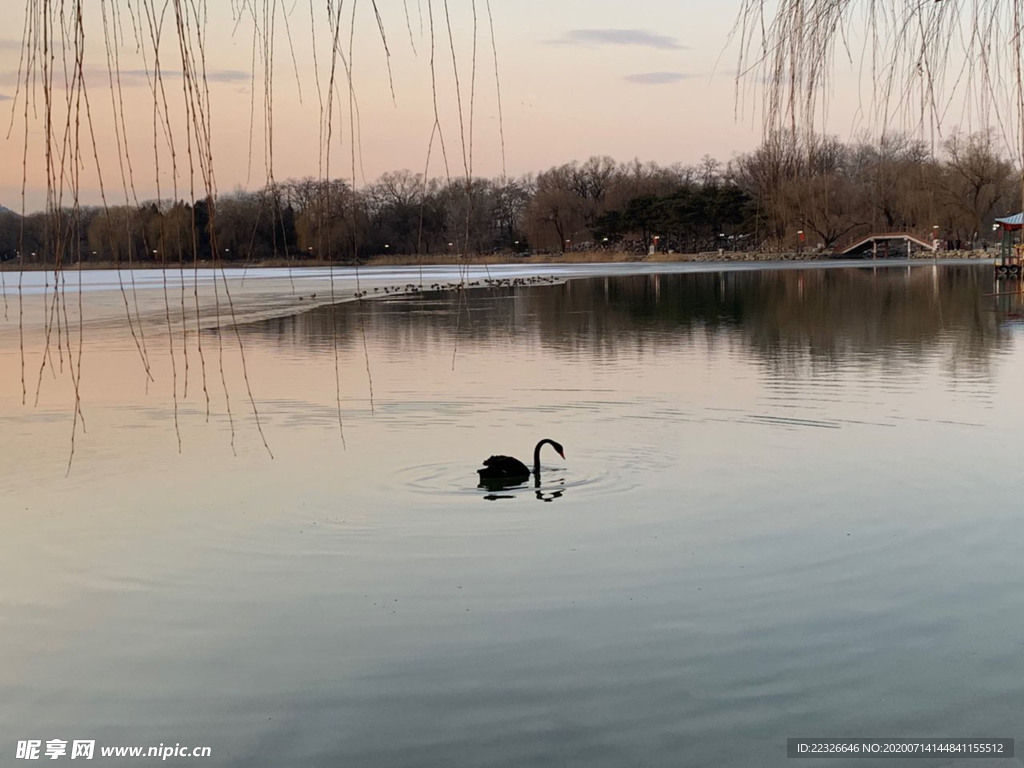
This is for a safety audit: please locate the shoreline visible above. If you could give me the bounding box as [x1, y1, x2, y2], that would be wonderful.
[0, 255, 998, 345]
[0, 248, 993, 272]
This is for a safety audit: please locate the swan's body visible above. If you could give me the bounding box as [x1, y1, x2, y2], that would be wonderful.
[478, 454, 532, 479]
[477, 439, 565, 482]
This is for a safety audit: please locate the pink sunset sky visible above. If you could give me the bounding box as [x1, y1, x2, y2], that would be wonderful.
[0, 1, 874, 213]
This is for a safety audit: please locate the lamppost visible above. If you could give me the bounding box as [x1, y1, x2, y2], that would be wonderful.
[797, 230, 805, 254]
[932, 225, 940, 255]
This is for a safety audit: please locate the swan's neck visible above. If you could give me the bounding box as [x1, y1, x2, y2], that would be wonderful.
[533, 439, 553, 475]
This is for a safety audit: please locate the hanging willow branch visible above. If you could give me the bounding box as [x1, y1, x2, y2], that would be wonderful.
[733, 0, 1024, 166]
[9, 0, 494, 465]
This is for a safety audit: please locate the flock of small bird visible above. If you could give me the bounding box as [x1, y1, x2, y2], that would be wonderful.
[344, 274, 562, 299]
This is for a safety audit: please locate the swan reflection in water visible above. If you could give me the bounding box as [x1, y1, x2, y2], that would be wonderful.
[534, 488, 564, 502]
[481, 483, 566, 502]
[481, 487, 569, 505]
[477, 438, 566, 501]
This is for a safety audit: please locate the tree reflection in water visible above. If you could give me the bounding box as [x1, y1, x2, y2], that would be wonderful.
[244, 264, 1006, 382]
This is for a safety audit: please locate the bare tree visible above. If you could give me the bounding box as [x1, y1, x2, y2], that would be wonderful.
[732, 132, 805, 246]
[527, 165, 587, 252]
[939, 130, 1018, 242]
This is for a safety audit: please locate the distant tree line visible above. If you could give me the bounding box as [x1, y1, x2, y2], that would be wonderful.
[1, 129, 1019, 265]
[732, 130, 1020, 252]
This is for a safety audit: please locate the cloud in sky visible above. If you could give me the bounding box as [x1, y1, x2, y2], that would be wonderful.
[623, 72, 692, 85]
[0, 67, 249, 87]
[552, 29, 686, 51]
[116, 68, 250, 84]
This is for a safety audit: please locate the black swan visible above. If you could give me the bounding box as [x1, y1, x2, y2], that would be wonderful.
[477, 439, 565, 482]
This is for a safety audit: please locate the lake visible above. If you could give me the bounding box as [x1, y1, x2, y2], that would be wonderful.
[2, 261, 1023, 767]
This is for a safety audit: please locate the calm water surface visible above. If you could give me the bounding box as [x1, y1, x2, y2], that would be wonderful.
[3, 263, 1023, 767]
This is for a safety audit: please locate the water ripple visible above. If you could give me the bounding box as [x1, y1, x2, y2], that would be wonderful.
[393, 459, 638, 503]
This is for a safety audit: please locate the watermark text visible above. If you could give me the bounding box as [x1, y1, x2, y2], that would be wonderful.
[17, 740, 212, 761]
